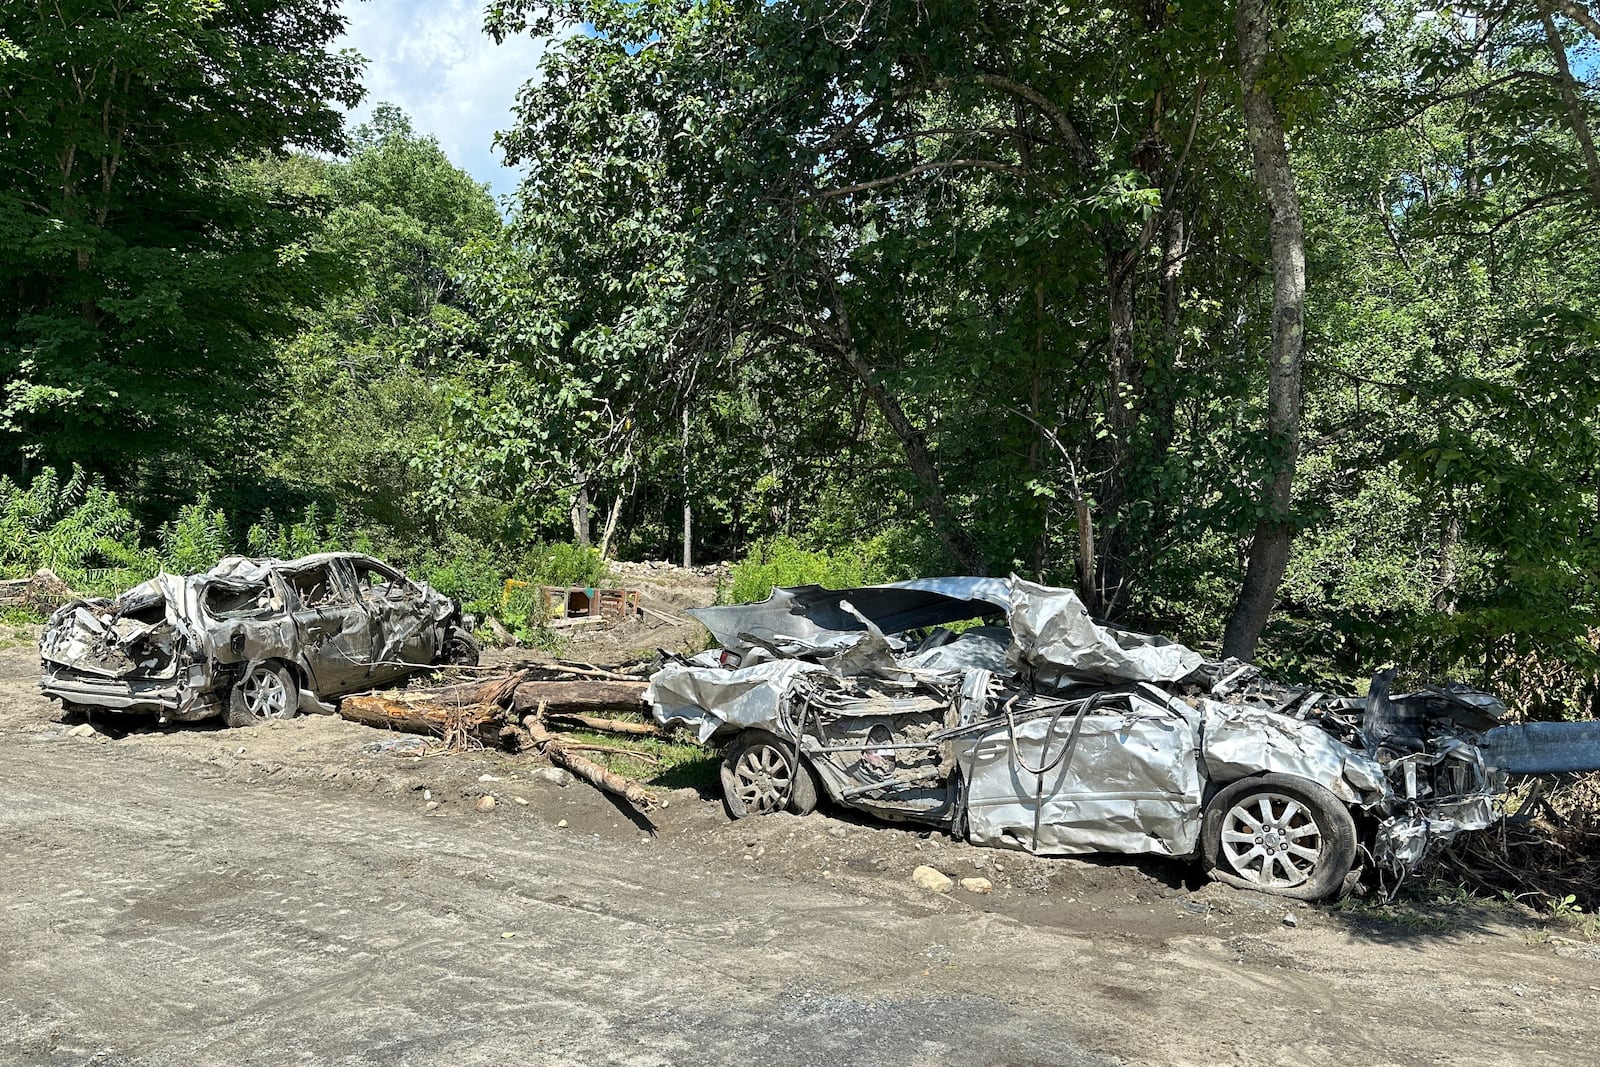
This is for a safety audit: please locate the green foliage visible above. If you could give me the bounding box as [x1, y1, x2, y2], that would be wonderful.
[0, 467, 156, 590]
[0, 0, 363, 478]
[409, 535, 504, 615]
[727, 536, 905, 604]
[157, 498, 233, 574]
[519, 542, 610, 590]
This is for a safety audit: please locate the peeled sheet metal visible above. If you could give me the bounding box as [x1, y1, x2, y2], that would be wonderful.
[1198, 700, 1388, 805]
[901, 627, 1013, 675]
[688, 578, 1009, 657]
[645, 659, 828, 742]
[1006, 579, 1205, 684]
[1478, 720, 1600, 774]
[956, 694, 1205, 857]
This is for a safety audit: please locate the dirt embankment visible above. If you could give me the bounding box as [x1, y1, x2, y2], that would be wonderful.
[5, 582, 1600, 1066]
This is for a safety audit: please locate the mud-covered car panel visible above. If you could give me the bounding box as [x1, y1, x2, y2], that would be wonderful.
[40, 553, 473, 723]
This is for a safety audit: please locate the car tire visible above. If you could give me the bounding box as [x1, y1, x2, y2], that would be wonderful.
[1201, 773, 1357, 902]
[440, 630, 482, 667]
[226, 662, 299, 728]
[720, 729, 819, 819]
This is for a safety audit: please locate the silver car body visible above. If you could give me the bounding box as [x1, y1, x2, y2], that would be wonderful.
[649, 577, 1589, 879]
[40, 552, 466, 721]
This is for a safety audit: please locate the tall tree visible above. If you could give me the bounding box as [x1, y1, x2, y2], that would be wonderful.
[1223, 0, 1310, 660]
[0, 0, 362, 487]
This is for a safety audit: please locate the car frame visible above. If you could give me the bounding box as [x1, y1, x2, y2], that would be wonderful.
[647, 577, 1599, 900]
[40, 552, 480, 727]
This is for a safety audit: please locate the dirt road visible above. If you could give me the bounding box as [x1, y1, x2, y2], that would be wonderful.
[2, 633, 1597, 1066]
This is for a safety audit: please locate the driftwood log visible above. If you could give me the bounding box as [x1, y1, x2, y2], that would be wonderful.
[545, 712, 663, 736]
[510, 680, 647, 718]
[339, 670, 529, 748]
[520, 704, 657, 810]
[337, 670, 660, 814]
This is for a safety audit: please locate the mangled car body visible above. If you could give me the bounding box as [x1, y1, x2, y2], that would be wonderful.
[648, 577, 1600, 900]
[41, 553, 479, 727]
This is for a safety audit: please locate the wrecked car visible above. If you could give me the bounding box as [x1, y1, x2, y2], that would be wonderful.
[40, 553, 480, 727]
[647, 577, 1600, 900]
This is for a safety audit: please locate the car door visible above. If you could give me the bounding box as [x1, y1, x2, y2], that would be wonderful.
[285, 559, 374, 694]
[349, 557, 435, 684]
[956, 690, 1205, 858]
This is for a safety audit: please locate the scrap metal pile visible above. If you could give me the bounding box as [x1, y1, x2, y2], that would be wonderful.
[645, 577, 1600, 899]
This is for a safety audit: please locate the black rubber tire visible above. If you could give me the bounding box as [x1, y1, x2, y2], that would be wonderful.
[1201, 772, 1358, 902]
[720, 729, 820, 819]
[440, 630, 482, 667]
[226, 662, 298, 728]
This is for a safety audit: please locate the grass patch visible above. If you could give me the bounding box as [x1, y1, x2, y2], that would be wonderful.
[555, 720, 722, 794]
[1, 606, 46, 626]
[0, 623, 37, 651]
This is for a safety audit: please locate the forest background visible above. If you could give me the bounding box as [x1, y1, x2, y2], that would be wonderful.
[3, 0, 1599, 719]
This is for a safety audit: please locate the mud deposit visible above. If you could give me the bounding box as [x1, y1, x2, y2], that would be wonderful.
[2, 629, 1597, 1066]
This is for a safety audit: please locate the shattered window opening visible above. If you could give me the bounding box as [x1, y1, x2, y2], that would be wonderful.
[285, 564, 346, 609]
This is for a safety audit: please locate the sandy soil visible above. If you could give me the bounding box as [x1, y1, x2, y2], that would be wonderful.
[3, 591, 1599, 1066]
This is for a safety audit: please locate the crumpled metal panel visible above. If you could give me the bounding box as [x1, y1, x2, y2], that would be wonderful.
[645, 659, 828, 742]
[1006, 579, 1205, 684]
[1198, 700, 1388, 805]
[901, 627, 1013, 675]
[688, 577, 1009, 657]
[957, 694, 1205, 857]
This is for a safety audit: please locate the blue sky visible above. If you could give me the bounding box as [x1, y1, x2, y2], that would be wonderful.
[336, 0, 555, 203]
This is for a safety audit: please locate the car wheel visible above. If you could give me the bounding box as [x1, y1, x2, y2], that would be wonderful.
[226, 662, 298, 728]
[440, 630, 481, 667]
[720, 730, 819, 819]
[1201, 773, 1357, 902]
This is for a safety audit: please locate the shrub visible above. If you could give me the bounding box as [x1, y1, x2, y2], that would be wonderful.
[726, 535, 904, 604]
[410, 534, 502, 615]
[157, 497, 234, 573]
[520, 541, 609, 589]
[0, 466, 157, 591]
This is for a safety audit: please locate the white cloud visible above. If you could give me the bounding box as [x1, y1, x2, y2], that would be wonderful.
[337, 0, 555, 203]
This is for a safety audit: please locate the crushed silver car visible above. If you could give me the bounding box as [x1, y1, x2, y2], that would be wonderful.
[41, 552, 480, 727]
[648, 577, 1600, 900]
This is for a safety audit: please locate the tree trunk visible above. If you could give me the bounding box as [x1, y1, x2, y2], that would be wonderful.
[570, 483, 593, 546]
[597, 494, 623, 560]
[1538, 1, 1600, 210]
[1222, 0, 1308, 661]
[511, 680, 648, 718]
[681, 407, 693, 569]
[1090, 245, 1140, 616]
[818, 273, 988, 574]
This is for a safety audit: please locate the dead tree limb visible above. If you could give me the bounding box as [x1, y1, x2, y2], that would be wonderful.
[522, 703, 657, 811]
[546, 711, 665, 736]
[340, 695, 504, 746]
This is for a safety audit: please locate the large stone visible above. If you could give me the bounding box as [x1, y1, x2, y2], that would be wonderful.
[959, 877, 994, 895]
[911, 865, 953, 894]
[530, 767, 574, 787]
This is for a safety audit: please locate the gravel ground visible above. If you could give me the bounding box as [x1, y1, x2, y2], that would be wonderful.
[3, 628, 1599, 1066]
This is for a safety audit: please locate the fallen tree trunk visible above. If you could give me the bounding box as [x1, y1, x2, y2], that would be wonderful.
[545, 711, 664, 737]
[339, 670, 528, 747]
[339, 695, 505, 747]
[511, 680, 647, 718]
[521, 704, 656, 811]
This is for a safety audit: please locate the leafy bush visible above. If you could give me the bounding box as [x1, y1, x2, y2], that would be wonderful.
[157, 497, 233, 574]
[726, 535, 904, 604]
[410, 534, 503, 614]
[0, 466, 157, 591]
[520, 541, 609, 589]
[246, 503, 361, 559]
